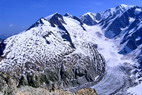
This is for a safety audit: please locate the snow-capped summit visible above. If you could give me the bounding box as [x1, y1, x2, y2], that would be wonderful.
[118, 4, 134, 9]
[80, 4, 134, 26]
[99, 4, 133, 23]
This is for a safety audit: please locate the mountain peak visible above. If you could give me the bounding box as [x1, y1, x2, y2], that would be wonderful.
[45, 13, 67, 27]
[81, 12, 98, 25]
[45, 13, 62, 20]
[119, 4, 129, 8]
[117, 4, 134, 10]
[64, 13, 73, 17]
[27, 17, 47, 30]
[82, 12, 95, 17]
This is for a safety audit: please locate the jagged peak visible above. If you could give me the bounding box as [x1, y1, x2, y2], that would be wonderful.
[119, 4, 130, 8]
[106, 4, 134, 12]
[64, 13, 73, 17]
[45, 13, 63, 20]
[101, 4, 135, 18]
[81, 12, 96, 21]
[119, 4, 134, 8]
[27, 17, 49, 30]
[38, 17, 47, 24]
[49, 14, 66, 27]
[116, 4, 135, 11]
[82, 12, 96, 17]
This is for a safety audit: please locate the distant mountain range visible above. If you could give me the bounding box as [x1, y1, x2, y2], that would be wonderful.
[0, 4, 142, 95]
[81, 4, 142, 66]
[0, 35, 8, 39]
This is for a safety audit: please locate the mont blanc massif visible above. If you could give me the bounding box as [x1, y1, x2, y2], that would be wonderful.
[0, 4, 142, 95]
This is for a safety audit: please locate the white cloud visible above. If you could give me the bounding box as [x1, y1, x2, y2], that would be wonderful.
[9, 24, 16, 27]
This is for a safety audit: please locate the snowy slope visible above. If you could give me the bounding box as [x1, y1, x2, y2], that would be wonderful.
[83, 25, 135, 67]
[128, 82, 142, 95]
[1, 18, 73, 71]
[82, 25, 138, 94]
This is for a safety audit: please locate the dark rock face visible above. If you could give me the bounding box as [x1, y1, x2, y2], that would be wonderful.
[119, 27, 142, 55]
[104, 12, 130, 38]
[48, 13, 75, 48]
[49, 13, 67, 27]
[64, 13, 72, 17]
[81, 13, 98, 26]
[0, 40, 6, 57]
[95, 13, 102, 21]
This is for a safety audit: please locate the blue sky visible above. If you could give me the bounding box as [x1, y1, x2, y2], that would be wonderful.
[0, 0, 141, 37]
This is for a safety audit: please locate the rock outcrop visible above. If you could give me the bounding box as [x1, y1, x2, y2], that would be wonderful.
[12, 86, 97, 95]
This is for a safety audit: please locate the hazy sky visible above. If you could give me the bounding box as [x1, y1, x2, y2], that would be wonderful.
[0, 0, 141, 37]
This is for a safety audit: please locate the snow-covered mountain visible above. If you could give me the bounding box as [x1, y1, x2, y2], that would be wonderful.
[80, 4, 142, 95]
[100, 4, 142, 69]
[81, 4, 142, 67]
[0, 4, 142, 95]
[0, 13, 106, 94]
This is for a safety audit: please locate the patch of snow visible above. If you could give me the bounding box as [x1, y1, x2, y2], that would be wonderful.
[136, 36, 141, 41]
[127, 83, 142, 95]
[110, 8, 116, 14]
[135, 8, 142, 15]
[128, 28, 135, 34]
[119, 4, 134, 10]
[129, 17, 135, 23]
